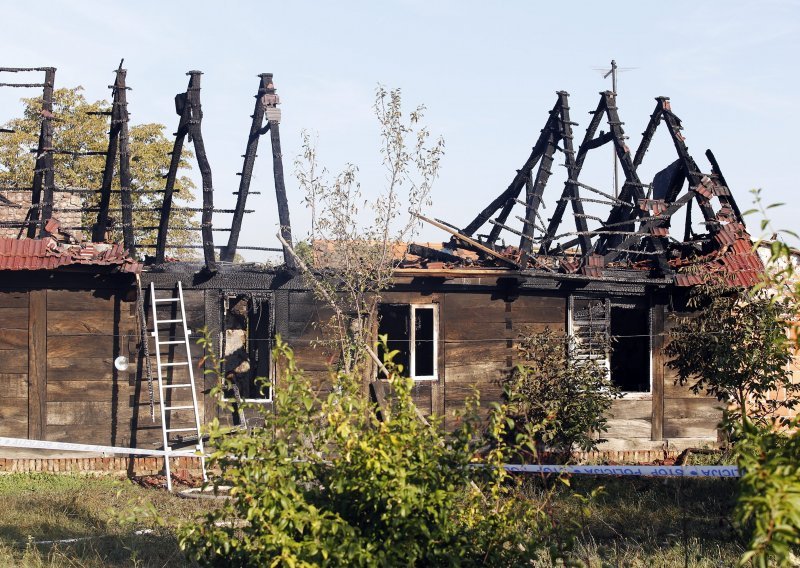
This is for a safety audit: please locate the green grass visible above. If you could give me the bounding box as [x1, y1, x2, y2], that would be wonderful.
[537, 476, 745, 567]
[0, 473, 747, 567]
[0, 474, 214, 568]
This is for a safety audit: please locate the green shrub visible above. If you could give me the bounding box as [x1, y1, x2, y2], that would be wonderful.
[504, 328, 620, 458]
[734, 418, 800, 567]
[179, 337, 567, 567]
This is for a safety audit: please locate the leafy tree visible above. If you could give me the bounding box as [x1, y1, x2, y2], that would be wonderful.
[665, 278, 796, 430]
[0, 86, 198, 252]
[179, 335, 568, 566]
[290, 86, 444, 388]
[504, 328, 620, 459]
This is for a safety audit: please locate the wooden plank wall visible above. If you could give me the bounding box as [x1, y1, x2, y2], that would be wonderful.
[443, 292, 566, 428]
[0, 287, 138, 446]
[0, 291, 29, 438]
[662, 309, 722, 442]
[45, 289, 137, 446]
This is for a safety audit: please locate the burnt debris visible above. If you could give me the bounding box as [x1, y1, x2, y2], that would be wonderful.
[409, 91, 760, 287]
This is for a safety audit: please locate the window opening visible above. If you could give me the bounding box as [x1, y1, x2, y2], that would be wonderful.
[377, 303, 438, 380]
[223, 295, 273, 402]
[570, 296, 650, 393]
[609, 303, 650, 392]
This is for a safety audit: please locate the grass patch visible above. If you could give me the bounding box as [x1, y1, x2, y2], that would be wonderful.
[539, 476, 745, 566]
[0, 473, 746, 567]
[0, 474, 215, 567]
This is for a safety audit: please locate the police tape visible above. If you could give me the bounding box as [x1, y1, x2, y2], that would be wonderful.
[0, 436, 199, 457]
[502, 464, 740, 477]
[0, 437, 740, 477]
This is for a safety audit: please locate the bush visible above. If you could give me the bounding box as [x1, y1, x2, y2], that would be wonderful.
[734, 418, 800, 567]
[179, 337, 568, 566]
[504, 328, 620, 459]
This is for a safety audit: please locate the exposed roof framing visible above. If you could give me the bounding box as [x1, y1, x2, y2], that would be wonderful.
[1, 64, 295, 273]
[421, 91, 752, 282]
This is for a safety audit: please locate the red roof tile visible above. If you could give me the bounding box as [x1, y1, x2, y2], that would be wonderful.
[0, 238, 140, 273]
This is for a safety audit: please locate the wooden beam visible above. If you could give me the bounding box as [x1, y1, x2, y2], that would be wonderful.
[155, 87, 191, 263]
[268, 98, 295, 269]
[116, 68, 135, 255]
[28, 290, 46, 439]
[222, 74, 271, 262]
[650, 301, 665, 441]
[414, 213, 520, 268]
[27, 68, 56, 238]
[185, 71, 217, 272]
[93, 64, 122, 242]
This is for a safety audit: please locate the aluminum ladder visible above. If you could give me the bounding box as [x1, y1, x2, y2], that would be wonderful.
[149, 281, 206, 491]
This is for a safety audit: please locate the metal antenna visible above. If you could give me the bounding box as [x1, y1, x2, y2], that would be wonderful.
[594, 60, 637, 198]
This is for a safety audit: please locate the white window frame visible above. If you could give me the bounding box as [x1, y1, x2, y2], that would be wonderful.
[409, 304, 439, 381]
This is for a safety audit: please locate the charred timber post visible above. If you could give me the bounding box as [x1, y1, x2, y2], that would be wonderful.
[155, 79, 192, 263]
[116, 68, 135, 254]
[185, 71, 217, 272]
[518, 120, 558, 262]
[538, 96, 607, 255]
[657, 98, 717, 224]
[556, 91, 592, 258]
[265, 79, 295, 269]
[221, 74, 270, 263]
[93, 65, 123, 242]
[28, 68, 56, 238]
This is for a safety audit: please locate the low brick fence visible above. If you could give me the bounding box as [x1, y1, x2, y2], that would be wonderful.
[0, 449, 684, 477]
[0, 456, 204, 477]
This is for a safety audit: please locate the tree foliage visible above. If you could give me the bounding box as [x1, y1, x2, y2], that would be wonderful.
[665, 279, 796, 430]
[292, 86, 444, 383]
[733, 417, 800, 567]
[0, 86, 198, 251]
[179, 336, 569, 567]
[504, 328, 620, 458]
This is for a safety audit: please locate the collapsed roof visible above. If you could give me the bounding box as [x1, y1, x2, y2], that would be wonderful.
[405, 91, 762, 287]
[0, 65, 761, 287]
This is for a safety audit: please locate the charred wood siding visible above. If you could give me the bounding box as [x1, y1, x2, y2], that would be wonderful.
[443, 292, 566, 427]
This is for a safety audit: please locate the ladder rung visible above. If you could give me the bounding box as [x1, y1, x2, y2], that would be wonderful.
[157, 340, 185, 345]
[154, 298, 180, 303]
[165, 428, 197, 433]
[163, 405, 195, 411]
[156, 319, 183, 324]
[161, 362, 189, 367]
[163, 383, 193, 389]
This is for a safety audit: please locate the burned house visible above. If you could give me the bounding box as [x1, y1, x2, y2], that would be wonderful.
[0, 65, 765, 460]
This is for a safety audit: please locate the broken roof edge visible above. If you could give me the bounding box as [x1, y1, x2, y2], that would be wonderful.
[0, 237, 140, 273]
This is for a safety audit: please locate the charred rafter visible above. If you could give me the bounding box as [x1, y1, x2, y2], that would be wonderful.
[93, 62, 134, 254]
[424, 91, 749, 279]
[222, 74, 294, 268]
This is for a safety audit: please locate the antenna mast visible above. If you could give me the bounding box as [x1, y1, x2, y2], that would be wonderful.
[603, 60, 619, 198]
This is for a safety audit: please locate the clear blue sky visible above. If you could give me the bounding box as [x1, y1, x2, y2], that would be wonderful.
[2, 0, 798, 261]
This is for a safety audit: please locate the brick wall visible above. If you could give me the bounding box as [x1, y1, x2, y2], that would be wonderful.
[0, 456, 203, 477]
[0, 191, 85, 239]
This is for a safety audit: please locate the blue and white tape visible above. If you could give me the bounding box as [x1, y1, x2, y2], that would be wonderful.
[503, 464, 740, 477]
